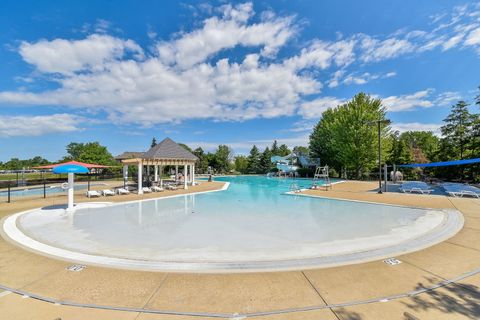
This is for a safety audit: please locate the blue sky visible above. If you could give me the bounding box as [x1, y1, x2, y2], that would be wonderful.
[1, 0, 480, 161]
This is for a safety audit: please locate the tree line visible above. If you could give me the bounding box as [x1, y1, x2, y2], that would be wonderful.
[2, 88, 478, 182]
[309, 89, 479, 181]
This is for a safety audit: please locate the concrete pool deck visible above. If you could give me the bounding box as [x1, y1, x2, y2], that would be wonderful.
[0, 180, 479, 319]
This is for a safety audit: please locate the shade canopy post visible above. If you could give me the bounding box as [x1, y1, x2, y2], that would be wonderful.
[67, 172, 74, 211]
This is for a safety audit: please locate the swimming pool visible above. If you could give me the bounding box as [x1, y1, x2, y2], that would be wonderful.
[2, 176, 463, 272]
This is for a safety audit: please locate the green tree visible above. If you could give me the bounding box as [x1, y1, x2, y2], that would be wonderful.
[178, 143, 193, 153]
[400, 131, 439, 162]
[150, 137, 157, 148]
[247, 145, 262, 174]
[234, 155, 249, 173]
[278, 144, 291, 156]
[271, 140, 280, 156]
[65, 142, 84, 160]
[310, 93, 388, 179]
[3, 158, 22, 170]
[293, 146, 309, 156]
[471, 87, 480, 158]
[193, 147, 209, 173]
[65, 142, 115, 165]
[440, 101, 472, 160]
[387, 131, 413, 165]
[259, 147, 273, 173]
[213, 145, 232, 173]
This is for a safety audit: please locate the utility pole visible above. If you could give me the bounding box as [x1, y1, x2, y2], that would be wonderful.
[367, 119, 391, 194]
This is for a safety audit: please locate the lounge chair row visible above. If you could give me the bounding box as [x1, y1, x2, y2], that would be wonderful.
[86, 188, 130, 197]
[399, 181, 480, 198]
[399, 181, 433, 194]
[442, 183, 480, 198]
[85, 183, 180, 198]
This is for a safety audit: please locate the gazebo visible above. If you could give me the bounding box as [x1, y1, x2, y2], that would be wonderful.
[119, 138, 198, 194]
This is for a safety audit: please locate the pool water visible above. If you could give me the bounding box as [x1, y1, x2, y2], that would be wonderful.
[9, 175, 459, 271]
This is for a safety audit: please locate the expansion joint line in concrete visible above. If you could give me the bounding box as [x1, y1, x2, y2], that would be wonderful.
[300, 271, 341, 320]
[1, 266, 480, 319]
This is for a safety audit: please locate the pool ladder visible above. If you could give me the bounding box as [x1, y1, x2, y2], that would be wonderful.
[289, 183, 301, 193]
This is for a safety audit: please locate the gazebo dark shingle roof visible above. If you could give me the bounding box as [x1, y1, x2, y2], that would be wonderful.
[142, 138, 198, 161]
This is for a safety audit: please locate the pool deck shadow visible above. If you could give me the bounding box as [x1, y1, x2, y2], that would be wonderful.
[0, 180, 479, 319]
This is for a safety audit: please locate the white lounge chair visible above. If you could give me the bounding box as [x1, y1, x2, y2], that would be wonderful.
[102, 189, 115, 196]
[399, 181, 433, 194]
[86, 190, 101, 198]
[117, 188, 130, 195]
[152, 186, 164, 192]
[165, 183, 178, 190]
[142, 187, 152, 193]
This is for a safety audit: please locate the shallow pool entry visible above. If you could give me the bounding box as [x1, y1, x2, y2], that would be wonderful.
[2, 176, 464, 272]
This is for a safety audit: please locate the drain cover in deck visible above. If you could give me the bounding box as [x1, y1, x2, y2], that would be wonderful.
[383, 258, 402, 266]
[66, 264, 86, 272]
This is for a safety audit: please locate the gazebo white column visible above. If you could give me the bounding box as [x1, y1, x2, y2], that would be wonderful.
[138, 162, 143, 194]
[122, 165, 128, 182]
[192, 164, 195, 184]
[184, 164, 188, 190]
[175, 165, 179, 182]
[154, 165, 158, 182]
[159, 165, 163, 187]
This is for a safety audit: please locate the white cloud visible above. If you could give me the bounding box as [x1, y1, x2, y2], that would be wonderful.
[298, 96, 345, 119]
[157, 2, 296, 69]
[298, 88, 457, 120]
[327, 70, 345, 88]
[1, 1, 479, 127]
[391, 122, 442, 135]
[342, 71, 396, 86]
[328, 70, 396, 88]
[465, 27, 480, 47]
[288, 120, 316, 132]
[19, 34, 143, 74]
[382, 90, 434, 112]
[0, 114, 82, 137]
[284, 39, 355, 70]
[434, 91, 461, 106]
[442, 34, 465, 50]
[359, 36, 416, 62]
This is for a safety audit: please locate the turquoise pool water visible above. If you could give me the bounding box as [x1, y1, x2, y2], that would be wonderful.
[13, 175, 452, 271]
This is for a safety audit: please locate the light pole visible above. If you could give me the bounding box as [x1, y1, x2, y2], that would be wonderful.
[367, 119, 391, 194]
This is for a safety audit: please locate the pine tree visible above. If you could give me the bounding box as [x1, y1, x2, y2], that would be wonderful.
[271, 140, 279, 156]
[247, 145, 262, 174]
[151, 137, 157, 148]
[471, 87, 480, 158]
[440, 101, 472, 159]
[260, 147, 273, 173]
[278, 144, 291, 156]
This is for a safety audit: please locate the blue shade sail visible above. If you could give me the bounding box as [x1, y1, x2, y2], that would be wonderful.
[398, 158, 480, 168]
